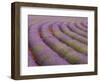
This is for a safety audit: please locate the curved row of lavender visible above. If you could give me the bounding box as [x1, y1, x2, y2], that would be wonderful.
[28, 18, 88, 66]
[28, 49, 38, 66]
[74, 22, 87, 32]
[67, 22, 87, 38]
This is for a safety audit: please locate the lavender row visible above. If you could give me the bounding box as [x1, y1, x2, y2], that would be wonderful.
[28, 50, 38, 66]
[67, 22, 87, 38]
[74, 22, 87, 32]
[80, 21, 88, 28]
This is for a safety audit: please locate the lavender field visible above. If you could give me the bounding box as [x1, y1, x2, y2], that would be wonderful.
[28, 15, 88, 66]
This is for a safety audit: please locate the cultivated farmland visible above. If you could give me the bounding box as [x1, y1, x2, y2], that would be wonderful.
[28, 15, 88, 66]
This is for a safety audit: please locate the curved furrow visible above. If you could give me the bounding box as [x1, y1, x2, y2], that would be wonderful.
[28, 49, 38, 66]
[59, 23, 87, 44]
[80, 21, 88, 28]
[74, 22, 87, 32]
[29, 22, 69, 65]
[67, 22, 87, 38]
[51, 23, 87, 55]
[40, 22, 87, 64]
